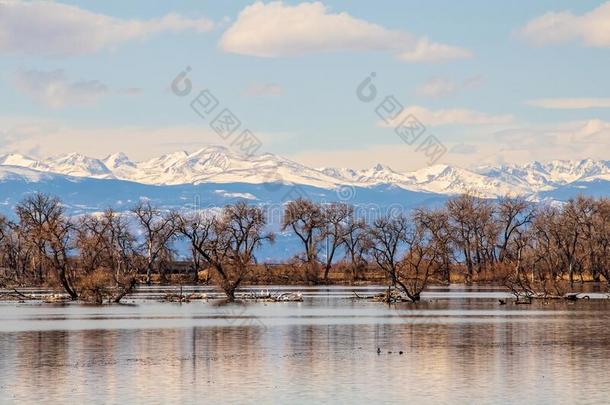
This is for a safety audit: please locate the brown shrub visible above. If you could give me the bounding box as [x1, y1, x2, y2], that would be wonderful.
[77, 268, 115, 304]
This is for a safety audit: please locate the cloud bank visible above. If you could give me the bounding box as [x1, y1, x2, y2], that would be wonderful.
[220, 1, 471, 62]
[12, 69, 108, 108]
[518, 2, 610, 47]
[379, 106, 513, 127]
[0, 0, 214, 55]
[526, 98, 610, 109]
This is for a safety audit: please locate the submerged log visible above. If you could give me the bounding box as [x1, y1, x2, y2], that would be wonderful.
[564, 293, 590, 301]
[235, 290, 303, 302]
[162, 292, 207, 303]
[42, 294, 71, 303]
[352, 288, 412, 303]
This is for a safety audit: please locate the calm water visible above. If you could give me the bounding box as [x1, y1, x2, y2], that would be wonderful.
[1, 285, 609, 404]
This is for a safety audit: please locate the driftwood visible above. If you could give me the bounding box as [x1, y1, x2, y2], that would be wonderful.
[162, 290, 303, 303]
[162, 292, 208, 303]
[0, 288, 32, 301]
[0, 277, 32, 301]
[352, 291, 368, 299]
[42, 294, 72, 303]
[353, 288, 412, 303]
[240, 291, 303, 302]
[564, 293, 590, 301]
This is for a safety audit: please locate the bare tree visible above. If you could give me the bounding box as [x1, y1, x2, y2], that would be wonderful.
[16, 193, 78, 299]
[447, 194, 499, 282]
[530, 206, 565, 290]
[398, 216, 444, 302]
[447, 195, 478, 282]
[76, 209, 140, 303]
[369, 214, 408, 288]
[343, 216, 372, 281]
[591, 198, 610, 285]
[177, 202, 273, 300]
[282, 198, 324, 282]
[497, 196, 535, 263]
[413, 208, 453, 284]
[132, 201, 177, 285]
[320, 203, 352, 282]
[552, 198, 585, 285]
[0, 221, 33, 284]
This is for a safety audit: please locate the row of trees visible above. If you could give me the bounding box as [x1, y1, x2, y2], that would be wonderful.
[0, 193, 608, 302]
[0, 194, 274, 302]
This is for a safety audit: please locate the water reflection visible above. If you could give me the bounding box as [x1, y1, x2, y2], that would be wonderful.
[1, 287, 609, 404]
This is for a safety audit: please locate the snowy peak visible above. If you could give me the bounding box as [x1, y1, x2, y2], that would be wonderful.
[0, 148, 607, 198]
[0, 153, 48, 170]
[537, 159, 610, 182]
[43, 153, 113, 179]
[478, 159, 610, 190]
[103, 152, 134, 169]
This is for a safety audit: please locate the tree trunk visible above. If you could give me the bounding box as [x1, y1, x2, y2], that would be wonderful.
[224, 286, 236, 302]
[323, 262, 331, 282]
[145, 262, 153, 285]
[58, 267, 78, 300]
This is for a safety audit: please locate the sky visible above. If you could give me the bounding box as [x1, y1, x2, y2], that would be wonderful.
[0, 0, 609, 171]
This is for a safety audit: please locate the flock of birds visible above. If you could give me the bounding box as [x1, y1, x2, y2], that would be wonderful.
[377, 348, 404, 355]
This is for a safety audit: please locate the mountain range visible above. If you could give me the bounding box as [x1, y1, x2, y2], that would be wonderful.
[0, 146, 608, 216]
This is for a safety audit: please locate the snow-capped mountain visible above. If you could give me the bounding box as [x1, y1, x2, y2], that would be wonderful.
[0, 146, 608, 199]
[477, 159, 610, 191]
[0, 153, 49, 171]
[44, 153, 113, 179]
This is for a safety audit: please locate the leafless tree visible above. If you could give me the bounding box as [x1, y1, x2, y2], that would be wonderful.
[397, 216, 444, 301]
[343, 216, 372, 281]
[76, 209, 140, 303]
[369, 214, 408, 288]
[496, 196, 535, 263]
[413, 208, 453, 284]
[132, 201, 177, 285]
[16, 193, 78, 299]
[282, 198, 324, 282]
[319, 203, 352, 282]
[550, 198, 584, 285]
[446, 195, 479, 282]
[177, 202, 273, 300]
[591, 198, 610, 285]
[447, 194, 500, 281]
[0, 221, 33, 284]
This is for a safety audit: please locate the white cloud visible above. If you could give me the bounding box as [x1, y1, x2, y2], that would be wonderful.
[416, 77, 457, 98]
[494, 119, 610, 147]
[13, 69, 108, 108]
[481, 119, 610, 164]
[415, 76, 483, 98]
[416, 76, 483, 98]
[0, 116, 282, 161]
[119, 87, 144, 96]
[397, 37, 472, 62]
[518, 2, 610, 47]
[526, 98, 610, 109]
[0, 118, 224, 159]
[220, 1, 471, 63]
[242, 83, 283, 97]
[379, 105, 513, 127]
[1, 115, 608, 172]
[292, 119, 610, 171]
[0, 0, 214, 55]
[450, 143, 478, 155]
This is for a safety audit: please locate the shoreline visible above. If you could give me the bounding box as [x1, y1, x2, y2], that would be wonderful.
[2, 282, 608, 304]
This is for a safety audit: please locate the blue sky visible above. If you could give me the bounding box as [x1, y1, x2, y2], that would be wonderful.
[1, 0, 609, 170]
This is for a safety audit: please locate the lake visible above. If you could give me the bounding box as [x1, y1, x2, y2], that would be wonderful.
[1, 285, 609, 404]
